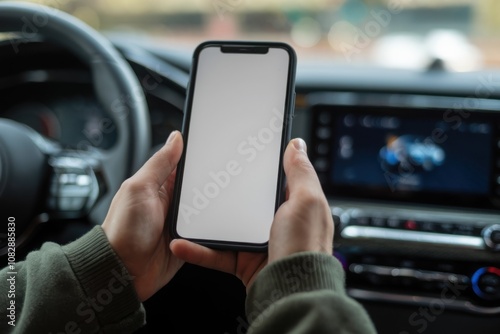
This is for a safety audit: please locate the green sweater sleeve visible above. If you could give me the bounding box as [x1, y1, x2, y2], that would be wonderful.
[0, 226, 145, 333]
[246, 252, 377, 334]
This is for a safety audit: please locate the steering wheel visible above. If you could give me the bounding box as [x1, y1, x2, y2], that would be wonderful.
[0, 2, 150, 253]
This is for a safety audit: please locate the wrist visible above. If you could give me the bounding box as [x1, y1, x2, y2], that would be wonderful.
[62, 226, 144, 330]
[246, 252, 344, 323]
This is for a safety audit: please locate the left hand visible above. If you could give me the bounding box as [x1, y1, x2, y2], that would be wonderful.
[102, 130, 184, 301]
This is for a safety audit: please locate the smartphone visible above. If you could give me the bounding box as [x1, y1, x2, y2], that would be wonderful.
[170, 41, 296, 251]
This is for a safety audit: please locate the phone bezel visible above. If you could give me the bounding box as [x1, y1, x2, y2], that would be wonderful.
[169, 40, 297, 251]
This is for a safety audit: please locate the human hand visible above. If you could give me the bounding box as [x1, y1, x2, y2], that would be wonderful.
[268, 138, 334, 263]
[102, 130, 184, 301]
[170, 138, 333, 289]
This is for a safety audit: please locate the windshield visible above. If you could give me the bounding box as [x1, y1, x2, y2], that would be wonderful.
[5, 0, 500, 71]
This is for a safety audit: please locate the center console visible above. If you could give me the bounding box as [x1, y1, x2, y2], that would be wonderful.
[306, 93, 500, 313]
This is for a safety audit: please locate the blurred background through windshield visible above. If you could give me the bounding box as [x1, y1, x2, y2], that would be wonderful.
[5, 0, 500, 71]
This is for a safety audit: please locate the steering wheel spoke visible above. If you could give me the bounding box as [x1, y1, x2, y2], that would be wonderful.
[0, 2, 150, 250]
[46, 150, 104, 219]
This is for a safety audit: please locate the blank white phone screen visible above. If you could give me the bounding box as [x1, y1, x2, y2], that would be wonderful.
[176, 46, 290, 244]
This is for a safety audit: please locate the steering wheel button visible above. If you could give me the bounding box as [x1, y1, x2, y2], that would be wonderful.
[73, 198, 86, 210]
[58, 197, 72, 211]
[57, 197, 86, 211]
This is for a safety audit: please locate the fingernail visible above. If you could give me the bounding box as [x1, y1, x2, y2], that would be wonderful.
[293, 138, 307, 152]
[166, 131, 178, 144]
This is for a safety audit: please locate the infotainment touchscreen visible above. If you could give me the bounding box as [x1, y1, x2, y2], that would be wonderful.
[310, 105, 500, 209]
[331, 114, 492, 194]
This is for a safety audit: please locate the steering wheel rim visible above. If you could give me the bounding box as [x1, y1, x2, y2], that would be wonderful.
[0, 3, 150, 229]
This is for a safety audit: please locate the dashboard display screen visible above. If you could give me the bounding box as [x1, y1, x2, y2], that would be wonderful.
[311, 103, 500, 209]
[331, 113, 493, 195]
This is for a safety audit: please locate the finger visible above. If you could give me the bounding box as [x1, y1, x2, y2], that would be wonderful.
[165, 167, 177, 197]
[283, 138, 322, 196]
[135, 131, 183, 187]
[170, 239, 236, 275]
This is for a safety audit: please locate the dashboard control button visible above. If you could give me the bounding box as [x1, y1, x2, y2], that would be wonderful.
[316, 127, 331, 139]
[318, 111, 332, 125]
[404, 220, 418, 230]
[438, 222, 455, 233]
[491, 230, 500, 243]
[480, 274, 500, 290]
[472, 267, 500, 301]
[371, 217, 386, 227]
[313, 158, 329, 171]
[420, 221, 436, 232]
[482, 224, 500, 251]
[386, 217, 402, 228]
[454, 224, 475, 236]
[352, 216, 370, 226]
[316, 143, 329, 155]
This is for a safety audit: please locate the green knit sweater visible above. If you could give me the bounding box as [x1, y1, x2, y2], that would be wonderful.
[0, 227, 376, 333]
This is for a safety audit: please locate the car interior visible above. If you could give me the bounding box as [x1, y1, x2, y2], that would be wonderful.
[1, 0, 499, 333]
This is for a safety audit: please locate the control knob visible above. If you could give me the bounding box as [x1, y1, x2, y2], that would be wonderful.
[471, 267, 500, 301]
[483, 224, 500, 251]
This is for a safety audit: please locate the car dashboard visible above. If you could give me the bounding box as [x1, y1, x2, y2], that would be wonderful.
[294, 67, 500, 332]
[1, 37, 499, 333]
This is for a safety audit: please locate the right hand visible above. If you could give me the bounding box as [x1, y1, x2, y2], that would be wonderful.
[268, 138, 334, 263]
[170, 138, 334, 286]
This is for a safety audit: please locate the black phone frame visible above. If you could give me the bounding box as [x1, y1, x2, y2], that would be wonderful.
[169, 40, 297, 251]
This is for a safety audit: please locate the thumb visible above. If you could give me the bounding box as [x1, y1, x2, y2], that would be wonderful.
[283, 138, 322, 197]
[134, 131, 183, 187]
